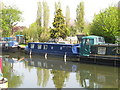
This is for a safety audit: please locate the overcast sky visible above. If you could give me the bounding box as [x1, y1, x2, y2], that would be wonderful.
[1, 0, 119, 27]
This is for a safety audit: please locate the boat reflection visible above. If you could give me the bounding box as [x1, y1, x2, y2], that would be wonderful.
[2, 56, 23, 88]
[27, 56, 119, 88]
[1, 53, 119, 88]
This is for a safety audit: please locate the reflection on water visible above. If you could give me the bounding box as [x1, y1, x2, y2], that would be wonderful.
[1, 52, 119, 88]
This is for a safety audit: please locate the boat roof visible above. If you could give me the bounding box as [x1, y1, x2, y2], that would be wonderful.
[28, 42, 79, 46]
[16, 35, 24, 37]
[82, 35, 103, 39]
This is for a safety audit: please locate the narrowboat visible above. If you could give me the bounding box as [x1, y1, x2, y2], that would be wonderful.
[79, 36, 120, 66]
[0, 37, 19, 53]
[25, 35, 120, 66]
[25, 42, 80, 57]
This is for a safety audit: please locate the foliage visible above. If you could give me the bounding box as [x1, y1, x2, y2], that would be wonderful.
[36, 2, 42, 27]
[90, 6, 119, 43]
[51, 70, 70, 88]
[75, 2, 85, 33]
[0, 6, 22, 37]
[50, 9, 69, 39]
[43, 1, 50, 29]
[3, 61, 22, 88]
[68, 26, 77, 36]
[65, 6, 70, 27]
[35, 1, 50, 42]
[83, 23, 91, 35]
[55, 1, 61, 14]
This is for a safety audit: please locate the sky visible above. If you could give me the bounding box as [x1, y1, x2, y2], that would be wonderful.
[1, 0, 119, 27]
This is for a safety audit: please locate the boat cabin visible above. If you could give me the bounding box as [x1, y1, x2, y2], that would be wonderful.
[79, 35, 120, 58]
[26, 42, 80, 57]
[79, 36, 105, 56]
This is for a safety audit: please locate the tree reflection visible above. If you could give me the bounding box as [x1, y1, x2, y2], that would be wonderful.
[36, 68, 50, 87]
[24, 59, 33, 72]
[2, 60, 22, 88]
[76, 64, 118, 88]
[51, 70, 70, 88]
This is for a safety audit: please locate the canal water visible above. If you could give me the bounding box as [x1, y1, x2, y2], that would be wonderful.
[1, 52, 119, 88]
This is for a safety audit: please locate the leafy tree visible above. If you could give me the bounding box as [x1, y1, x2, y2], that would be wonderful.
[36, 1, 50, 42]
[69, 26, 77, 36]
[90, 6, 119, 43]
[65, 6, 70, 27]
[0, 1, 5, 10]
[36, 2, 42, 27]
[0, 6, 22, 37]
[54, 1, 61, 14]
[43, 1, 50, 29]
[75, 2, 85, 33]
[36, 2, 43, 42]
[42, 1, 50, 41]
[50, 9, 69, 39]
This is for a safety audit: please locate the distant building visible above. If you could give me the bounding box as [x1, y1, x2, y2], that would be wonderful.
[12, 26, 27, 33]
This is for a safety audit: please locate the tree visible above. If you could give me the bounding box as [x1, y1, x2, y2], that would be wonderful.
[1, 6, 22, 37]
[75, 2, 85, 33]
[35, 1, 50, 42]
[65, 6, 70, 27]
[90, 6, 119, 43]
[51, 70, 70, 88]
[0, 1, 5, 10]
[54, 1, 61, 15]
[36, 2, 42, 27]
[42, 1, 50, 41]
[36, 2, 43, 42]
[43, 1, 50, 29]
[50, 9, 69, 39]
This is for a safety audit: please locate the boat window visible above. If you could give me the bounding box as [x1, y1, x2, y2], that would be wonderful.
[82, 39, 86, 44]
[38, 44, 42, 49]
[51, 46, 54, 49]
[86, 39, 90, 45]
[5, 43, 8, 46]
[98, 37, 105, 43]
[31, 44, 34, 49]
[60, 47, 62, 50]
[44, 45, 48, 50]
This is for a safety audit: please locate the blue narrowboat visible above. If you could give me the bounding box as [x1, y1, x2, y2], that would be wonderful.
[0, 37, 19, 52]
[25, 42, 80, 57]
[25, 35, 120, 66]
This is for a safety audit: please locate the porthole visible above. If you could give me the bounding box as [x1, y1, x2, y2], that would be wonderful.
[30, 44, 34, 49]
[51, 46, 53, 49]
[60, 47, 62, 50]
[44, 45, 48, 50]
[38, 45, 42, 49]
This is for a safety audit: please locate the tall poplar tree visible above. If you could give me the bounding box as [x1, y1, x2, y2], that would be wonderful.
[36, 1, 50, 42]
[65, 6, 70, 26]
[43, 1, 50, 29]
[75, 2, 84, 33]
[36, 2, 42, 27]
[54, 1, 61, 15]
[36, 2, 42, 41]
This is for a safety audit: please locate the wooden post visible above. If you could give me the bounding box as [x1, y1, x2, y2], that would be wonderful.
[64, 52, 67, 63]
[45, 53, 47, 59]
